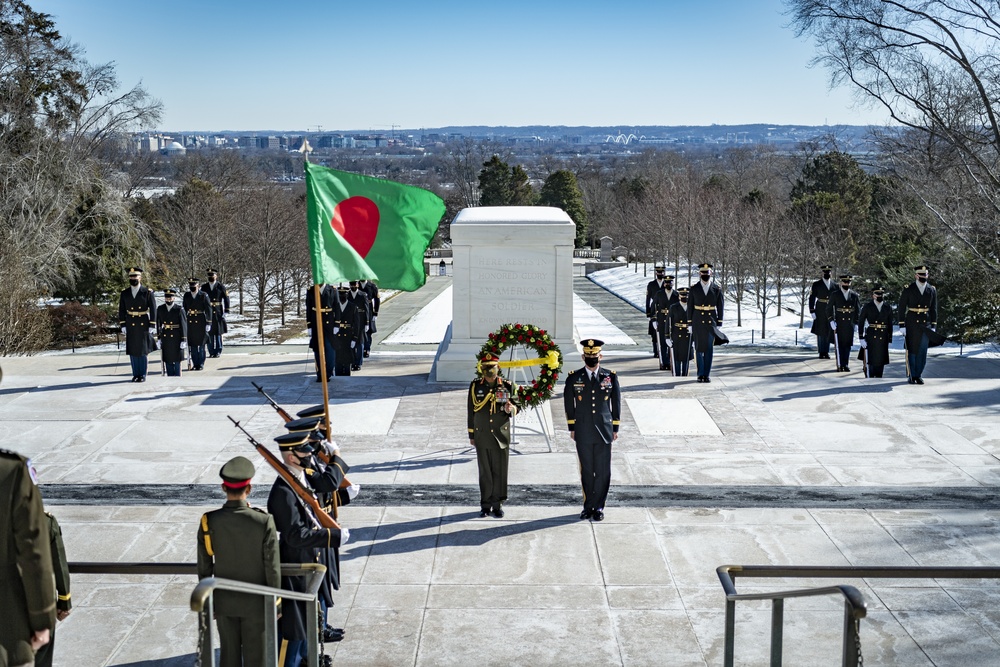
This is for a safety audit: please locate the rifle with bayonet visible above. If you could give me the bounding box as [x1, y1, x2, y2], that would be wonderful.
[228, 415, 340, 530]
[251, 382, 352, 489]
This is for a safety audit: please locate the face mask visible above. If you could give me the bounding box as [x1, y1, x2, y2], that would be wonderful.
[875, 296, 883, 303]
[664, 282, 673, 290]
[679, 297, 687, 304]
[129, 278, 139, 286]
[917, 276, 927, 283]
[822, 271, 831, 279]
[700, 274, 710, 282]
[584, 357, 599, 369]
[842, 284, 851, 291]
[165, 298, 174, 306]
[189, 285, 197, 292]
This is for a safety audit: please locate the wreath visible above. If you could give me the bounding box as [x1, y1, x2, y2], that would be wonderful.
[477, 323, 563, 408]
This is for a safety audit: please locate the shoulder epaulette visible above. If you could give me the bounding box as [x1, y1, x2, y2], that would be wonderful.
[250, 506, 268, 514]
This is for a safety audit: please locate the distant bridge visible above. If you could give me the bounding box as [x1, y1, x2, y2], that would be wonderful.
[605, 133, 644, 144]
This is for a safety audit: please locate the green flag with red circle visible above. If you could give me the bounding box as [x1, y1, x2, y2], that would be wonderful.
[304, 162, 446, 291]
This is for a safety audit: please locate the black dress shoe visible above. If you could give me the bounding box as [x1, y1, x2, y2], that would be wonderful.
[322, 625, 344, 642]
[659, 365, 666, 371]
[130, 376, 138, 383]
[580, 509, 592, 520]
[363, 351, 370, 358]
[843, 366, 850, 372]
[703, 377, 711, 383]
[907, 377, 915, 384]
[351, 364, 361, 371]
[492, 507, 504, 518]
[138, 376, 146, 382]
[480, 509, 490, 518]
[915, 377, 924, 384]
[593, 510, 605, 522]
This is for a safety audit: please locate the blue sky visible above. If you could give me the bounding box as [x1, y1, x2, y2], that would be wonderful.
[33, 0, 889, 132]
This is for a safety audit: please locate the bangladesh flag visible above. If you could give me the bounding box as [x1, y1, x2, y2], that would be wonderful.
[304, 162, 446, 291]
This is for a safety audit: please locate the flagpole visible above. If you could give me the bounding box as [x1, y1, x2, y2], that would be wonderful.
[303, 139, 334, 441]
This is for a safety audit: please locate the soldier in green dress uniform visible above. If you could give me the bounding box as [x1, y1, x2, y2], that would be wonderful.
[0, 449, 56, 667]
[197, 456, 281, 667]
[467, 353, 519, 518]
[33, 511, 71, 667]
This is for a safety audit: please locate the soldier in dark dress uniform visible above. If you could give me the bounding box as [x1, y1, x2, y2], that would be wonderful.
[467, 354, 519, 518]
[644, 263, 668, 358]
[0, 449, 56, 667]
[826, 275, 861, 372]
[858, 287, 894, 378]
[306, 284, 337, 383]
[33, 510, 70, 667]
[687, 263, 724, 383]
[156, 289, 188, 377]
[361, 279, 379, 358]
[348, 280, 371, 372]
[809, 265, 836, 359]
[117, 267, 157, 382]
[184, 278, 212, 371]
[198, 456, 281, 667]
[665, 288, 694, 377]
[563, 339, 621, 522]
[898, 265, 939, 384]
[203, 269, 230, 358]
[651, 275, 679, 371]
[331, 285, 362, 377]
[267, 435, 350, 667]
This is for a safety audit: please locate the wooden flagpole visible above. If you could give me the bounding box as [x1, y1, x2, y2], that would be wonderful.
[303, 140, 334, 440]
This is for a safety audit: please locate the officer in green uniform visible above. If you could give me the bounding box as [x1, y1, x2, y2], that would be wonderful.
[467, 353, 519, 518]
[197, 456, 281, 667]
[33, 511, 71, 667]
[0, 449, 56, 667]
[563, 339, 621, 522]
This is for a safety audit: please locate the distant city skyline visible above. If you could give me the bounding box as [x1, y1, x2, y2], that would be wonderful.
[33, 0, 891, 132]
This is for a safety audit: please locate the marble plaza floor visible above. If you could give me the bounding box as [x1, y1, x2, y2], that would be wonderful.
[2, 341, 1000, 666]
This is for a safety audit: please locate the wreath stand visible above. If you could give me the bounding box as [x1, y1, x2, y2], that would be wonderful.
[502, 344, 553, 450]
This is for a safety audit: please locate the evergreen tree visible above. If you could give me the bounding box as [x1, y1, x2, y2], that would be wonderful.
[478, 155, 535, 206]
[540, 170, 588, 247]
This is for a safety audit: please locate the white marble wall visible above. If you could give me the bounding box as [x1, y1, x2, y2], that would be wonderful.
[434, 207, 576, 381]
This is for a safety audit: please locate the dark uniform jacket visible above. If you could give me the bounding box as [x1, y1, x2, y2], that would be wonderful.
[118, 285, 157, 356]
[645, 278, 666, 336]
[333, 295, 364, 349]
[306, 285, 337, 351]
[351, 289, 372, 333]
[202, 281, 230, 335]
[302, 452, 350, 601]
[651, 288, 679, 330]
[362, 281, 380, 332]
[898, 282, 938, 349]
[156, 304, 188, 364]
[183, 290, 212, 347]
[667, 302, 694, 361]
[826, 288, 861, 329]
[687, 281, 724, 350]
[858, 301, 894, 367]
[809, 278, 836, 335]
[0, 450, 56, 666]
[197, 499, 281, 617]
[468, 377, 517, 450]
[564, 367, 621, 445]
[267, 475, 343, 641]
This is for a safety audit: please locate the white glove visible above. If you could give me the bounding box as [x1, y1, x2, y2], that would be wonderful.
[665, 339, 673, 347]
[899, 327, 906, 337]
[206, 326, 211, 333]
[652, 321, 658, 330]
[350, 341, 356, 348]
[121, 326, 126, 334]
[365, 325, 369, 332]
[372, 316, 377, 323]
[340, 527, 350, 544]
[859, 339, 867, 349]
[180, 341, 187, 350]
[346, 483, 360, 500]
[148, 324, 156, 331]
[929, 325, 936, 331]
[333, 326, 340, 334]
[323, 440, 339, 457]
[830, 321, 837, 331]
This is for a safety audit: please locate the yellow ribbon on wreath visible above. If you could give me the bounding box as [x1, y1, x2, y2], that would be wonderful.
[476, 350, 561, 374]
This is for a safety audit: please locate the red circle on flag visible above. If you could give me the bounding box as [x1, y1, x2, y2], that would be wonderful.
[331, 196, 379, 258]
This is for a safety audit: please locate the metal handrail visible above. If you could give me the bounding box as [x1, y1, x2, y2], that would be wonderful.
[69, 562, 327, 667]
[718, 564, 1000, 667]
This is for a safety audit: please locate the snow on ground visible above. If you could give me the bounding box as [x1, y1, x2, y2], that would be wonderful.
[380, 286, 635, 345]
[590, 263, 1000, 357]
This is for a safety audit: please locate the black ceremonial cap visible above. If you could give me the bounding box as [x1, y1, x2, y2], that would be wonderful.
[872, 286, 885, 295]
[296, 404, 326, 419]
[127, 267, 143, 276]
[582, 339, 604, 355]
[164, 288, 177, 297]
[207, 268, 218, 275]
[698, 263, 713, 271]
[820, 264, 833, 271]
[677, 287, 690, 295]
[188, 276, 199, 284]
[914, 265, 929, 273]
[839, 274, 853, 282]
[284, 416, 323, 433]
[274, 432, 315, 452]
[219, 456, 255, 488]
